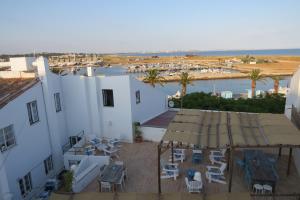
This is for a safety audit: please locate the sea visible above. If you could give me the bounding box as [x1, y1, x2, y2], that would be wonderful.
[118, 48, 300, 57]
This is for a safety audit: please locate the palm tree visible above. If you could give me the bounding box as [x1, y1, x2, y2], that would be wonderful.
[271, 76, 283, 94]
[249, 69, 264, 98]
[143, 69, 164, 87]
[179, 72, 193, 96]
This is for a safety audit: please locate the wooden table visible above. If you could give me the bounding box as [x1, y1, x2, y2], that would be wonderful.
[244, 150, 277, 191]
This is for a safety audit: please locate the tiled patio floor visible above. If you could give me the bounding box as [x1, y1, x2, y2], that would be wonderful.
[83, 142, 300, 195]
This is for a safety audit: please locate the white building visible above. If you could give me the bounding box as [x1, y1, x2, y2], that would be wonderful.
[285, 67, 300, 175]
[0, 57, 167, 199]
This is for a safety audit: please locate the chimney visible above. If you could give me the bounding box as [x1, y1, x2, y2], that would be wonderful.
[87, 67, 95, 77]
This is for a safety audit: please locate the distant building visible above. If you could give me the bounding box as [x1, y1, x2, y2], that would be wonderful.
[221, 91, 233, 99]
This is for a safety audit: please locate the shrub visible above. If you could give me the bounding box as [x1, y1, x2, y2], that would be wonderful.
[171, 92, 285, 114]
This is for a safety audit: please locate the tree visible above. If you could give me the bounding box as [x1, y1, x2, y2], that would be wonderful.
[179, 72, 193, 96]
[249, 69, 265, 98]
[143, 69, 164, 87]
[271, 76, 283, 94]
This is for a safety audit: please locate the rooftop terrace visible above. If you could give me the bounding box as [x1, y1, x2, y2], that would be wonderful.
[81, 142, 300, 196]
[142, 110, 177, 128]
[0, 78, 39, 108]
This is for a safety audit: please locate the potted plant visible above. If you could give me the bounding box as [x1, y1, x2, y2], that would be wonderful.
[133, 122, 143, 143]
[63, 170, 73, 192]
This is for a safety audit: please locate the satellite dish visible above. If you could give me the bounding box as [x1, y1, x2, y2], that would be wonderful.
[168, 100, 174, 108]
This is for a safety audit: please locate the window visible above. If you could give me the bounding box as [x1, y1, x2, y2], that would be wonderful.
[44, 155, 54, 175]
[0, 125, 16, 152]
[102, 89, 114, 107]
[135, 90, 141, 104]
[27, 101, 39, 125]
[54, 93, 62, 112]
[18, 172, 32, 198]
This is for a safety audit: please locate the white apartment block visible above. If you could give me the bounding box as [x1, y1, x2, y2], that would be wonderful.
[285, 66, 300, 175]
[0, 57, 168, 199]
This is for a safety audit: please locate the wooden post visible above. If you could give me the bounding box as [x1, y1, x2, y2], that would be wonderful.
[287, 147, 293, 176]
[227, 148, 230, 172]
[228, 148, 234, 193]
[157, 144, 161, 194]
[278, 146, 282, 159]
[171, 141, 174, 163]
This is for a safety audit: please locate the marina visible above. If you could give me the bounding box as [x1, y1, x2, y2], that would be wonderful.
[93, 66, 291, 96]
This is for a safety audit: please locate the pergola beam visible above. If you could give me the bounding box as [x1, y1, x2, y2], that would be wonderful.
[287, 147, 293, 176]
[246, 113, 260, 145]
[157, 143, 162, 194]
[228, 147, 234, 193]
[238, 113, 249, 145]
[171, 141, 174, 163]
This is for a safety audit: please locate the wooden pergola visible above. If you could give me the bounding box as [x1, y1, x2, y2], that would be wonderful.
[158, 109, 300, 193]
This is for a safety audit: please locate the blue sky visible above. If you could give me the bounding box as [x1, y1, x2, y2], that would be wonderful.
[0, 0, 300, 54]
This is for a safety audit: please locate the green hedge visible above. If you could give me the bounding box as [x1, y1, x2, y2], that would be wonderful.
[171, 92, 286, 114]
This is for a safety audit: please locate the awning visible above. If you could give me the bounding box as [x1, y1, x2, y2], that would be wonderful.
[162, 109, 300, 149]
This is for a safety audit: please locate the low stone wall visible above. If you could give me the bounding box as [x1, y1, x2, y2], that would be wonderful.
[0, 71, 36, 78]
[140, 126, 166, 142]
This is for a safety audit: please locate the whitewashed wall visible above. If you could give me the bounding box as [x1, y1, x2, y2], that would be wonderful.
[97, 76, 134, 142]
[10, 57, 35, 71]
[61, 75, 92, 137]
[285, 68, 300, 118]
[129, 77, 168, 124]
[0, 83, 53, 200]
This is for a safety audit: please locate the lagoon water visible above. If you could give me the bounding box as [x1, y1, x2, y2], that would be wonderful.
[95, 67, 291, 95]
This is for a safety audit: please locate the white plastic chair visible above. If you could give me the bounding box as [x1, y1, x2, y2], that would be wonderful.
[169, 153, 185, 163]
[115, 161, 128, 180]
[185, 177, 202, 193]
[210, 149, 226, 158]
[107, 138, 122, 149]
[209, 155, 226, 165]
[100, 181, 112, 192]
[253, 184, 264, 194]
[160, 159, 179, 180]
[205, 172, 226, 184]
[263, 184, 272, 194]
[115, 172, 125, 191]
[206, 162, 227, 175]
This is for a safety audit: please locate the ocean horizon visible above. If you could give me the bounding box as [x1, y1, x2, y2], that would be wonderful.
[118, 48, 300, 57]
